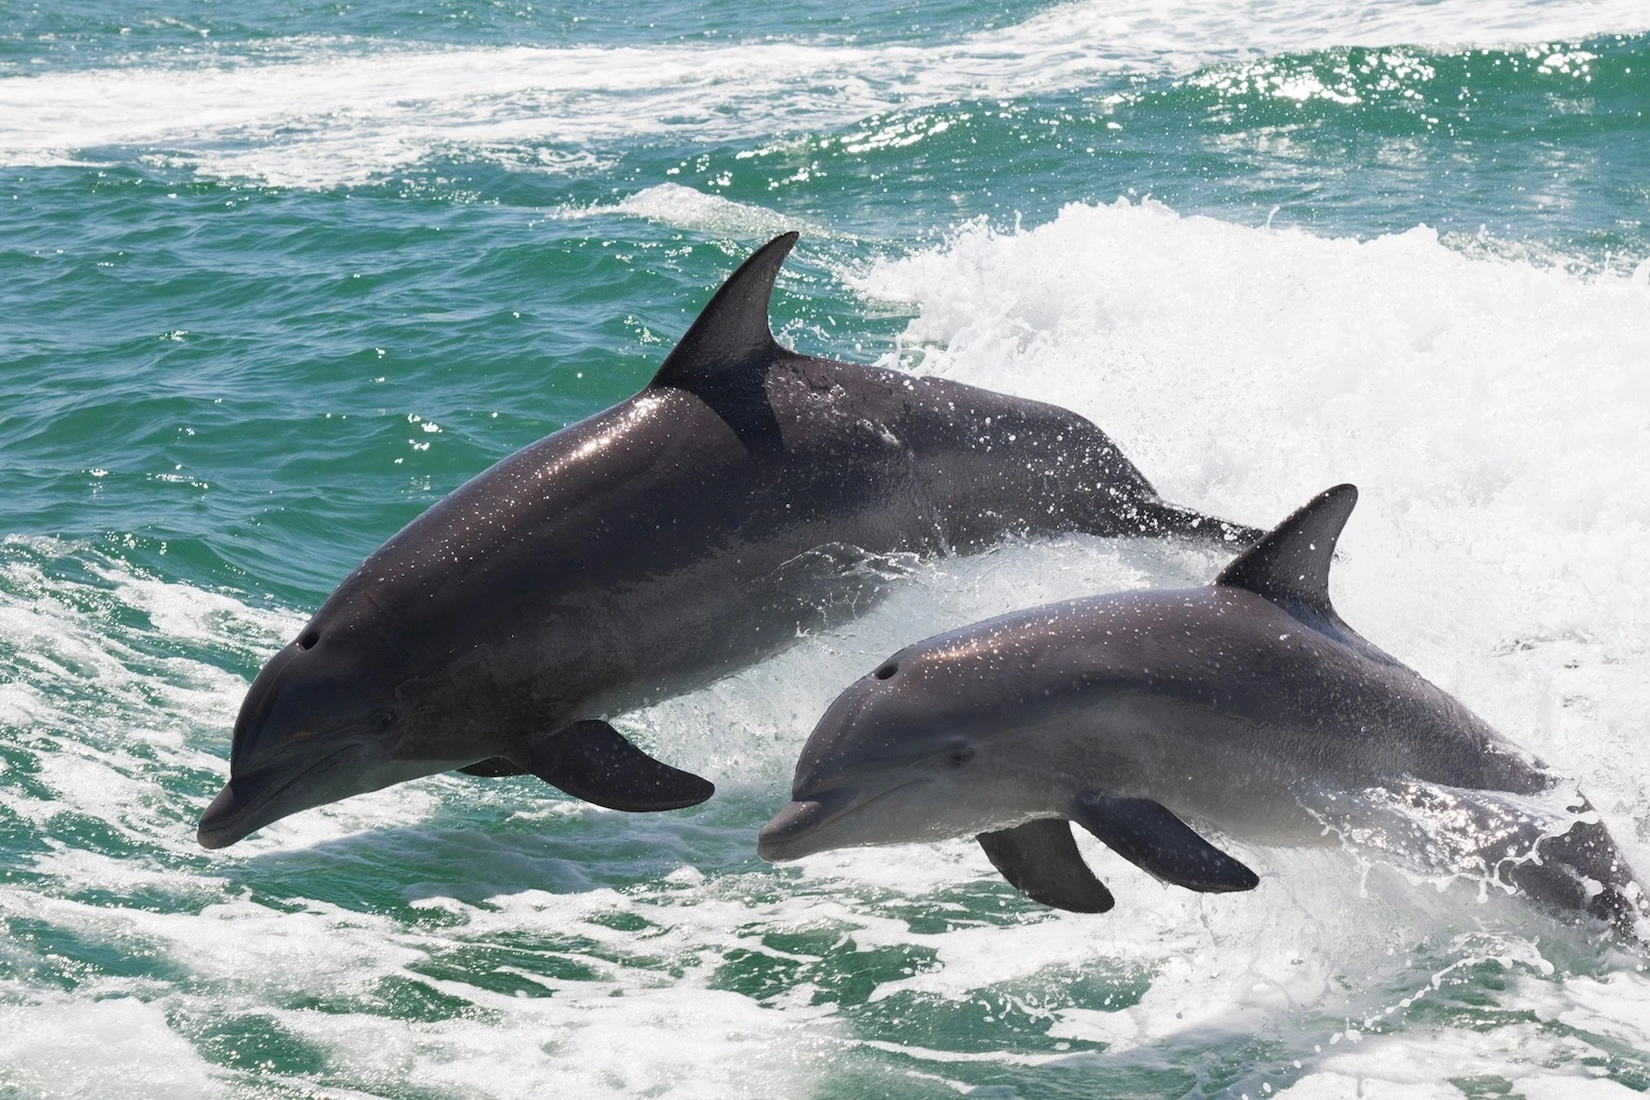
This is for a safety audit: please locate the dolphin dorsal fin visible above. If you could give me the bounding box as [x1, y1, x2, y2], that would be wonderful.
[650, 232, 797, 395]
[1215, 484, 1358, 619]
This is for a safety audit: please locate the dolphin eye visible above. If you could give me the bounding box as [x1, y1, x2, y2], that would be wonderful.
[373, 709, 398, 730]
[947, 745, 975, 767]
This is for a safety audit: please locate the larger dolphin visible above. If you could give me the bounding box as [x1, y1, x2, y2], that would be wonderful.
[759, 485, 1647, 934]
[199, 233, 1256, 849]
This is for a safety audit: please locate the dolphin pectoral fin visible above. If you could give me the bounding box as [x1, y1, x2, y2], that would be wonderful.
[977, 819, 1115, 913]
[521, 720, 715, 812]
[1072, 793, 1259, 893]
[458, 757, 527, 778]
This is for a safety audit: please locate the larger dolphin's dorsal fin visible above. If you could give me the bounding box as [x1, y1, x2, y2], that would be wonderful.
[1215, 484, 1358, 620]
[650, 232, 797, 395]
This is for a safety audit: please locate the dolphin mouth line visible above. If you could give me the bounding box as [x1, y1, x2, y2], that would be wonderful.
[760, 777, 930, 861]
[198, 744, 356, 848]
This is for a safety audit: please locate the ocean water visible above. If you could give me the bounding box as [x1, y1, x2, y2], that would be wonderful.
[3, 0, 1650, 1095]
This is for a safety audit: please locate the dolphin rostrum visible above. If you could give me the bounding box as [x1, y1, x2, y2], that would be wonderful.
[759, 485, 1647, 934]
[198, 233, 1258, 849]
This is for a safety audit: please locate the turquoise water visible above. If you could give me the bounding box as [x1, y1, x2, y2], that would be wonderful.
[4, 2, 1650, 1095]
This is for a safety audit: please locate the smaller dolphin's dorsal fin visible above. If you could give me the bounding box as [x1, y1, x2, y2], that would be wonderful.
[1215, 484, 1358, 619]
[650, 232, 797, 395]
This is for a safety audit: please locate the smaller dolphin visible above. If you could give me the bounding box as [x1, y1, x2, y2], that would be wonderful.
[759, 486, 1647, 934]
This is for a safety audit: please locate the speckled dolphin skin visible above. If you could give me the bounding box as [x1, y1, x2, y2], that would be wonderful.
[198, 233, 1257, 849]
[761, 485, 1647, 935]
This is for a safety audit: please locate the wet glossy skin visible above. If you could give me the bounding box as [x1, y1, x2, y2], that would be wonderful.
[200, 346, 1229, 848]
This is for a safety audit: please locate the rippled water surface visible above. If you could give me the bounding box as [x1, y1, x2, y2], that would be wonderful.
[3, 1, 1650, 1096]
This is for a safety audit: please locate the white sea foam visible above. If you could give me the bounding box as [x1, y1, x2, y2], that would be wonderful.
[0, 987, 223, 1099]
[0, 0, 1644, 186]
[557, 183, 820, 240]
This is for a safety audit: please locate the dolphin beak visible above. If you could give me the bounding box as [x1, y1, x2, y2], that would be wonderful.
[197, 775, 267, 850]
[196, 745, 356, 850]
[758, 779, 930, 862]
[757, 798, 833, 862]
